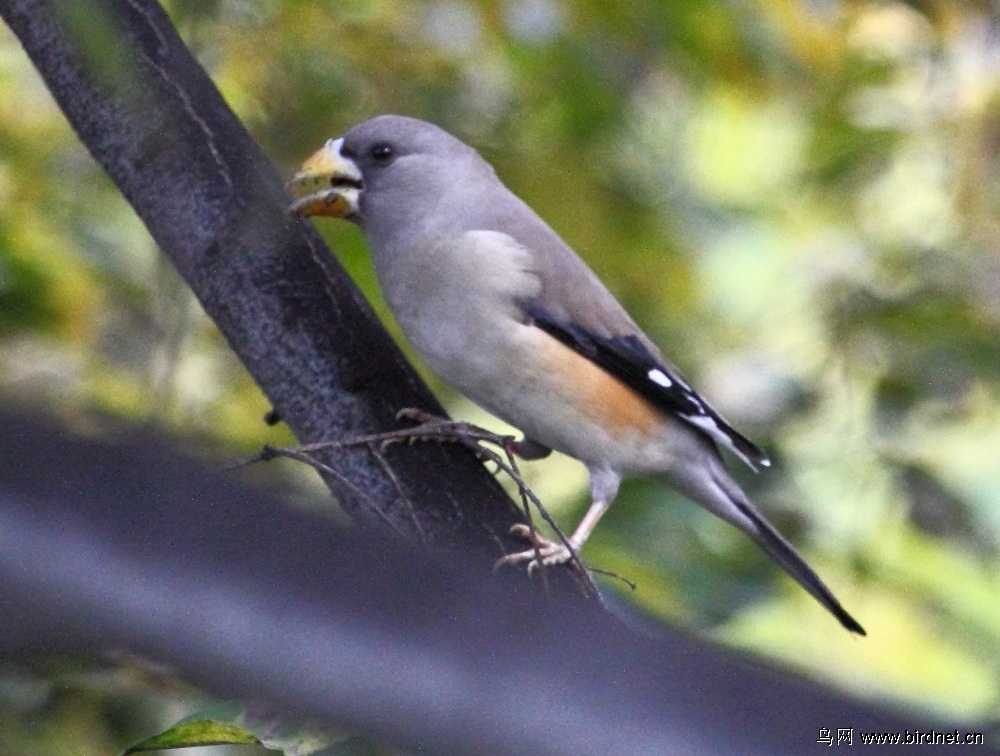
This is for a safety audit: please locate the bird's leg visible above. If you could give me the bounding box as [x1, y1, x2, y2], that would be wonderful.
[498, 467, 620, 572]
[501, 499, 612, 572]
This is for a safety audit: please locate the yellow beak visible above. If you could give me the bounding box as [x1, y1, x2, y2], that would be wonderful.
[286, 138, 362, 218]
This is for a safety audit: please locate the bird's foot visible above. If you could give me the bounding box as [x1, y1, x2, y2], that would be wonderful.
[395, 407, 448, 426]
[496, 524, 582, 574]
[396, 408, 549, 462]
[395, 408, 495, 445]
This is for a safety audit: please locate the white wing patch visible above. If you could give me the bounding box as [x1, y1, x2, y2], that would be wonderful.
[647, 368, 673, 388]
[683, 411, 770, 469]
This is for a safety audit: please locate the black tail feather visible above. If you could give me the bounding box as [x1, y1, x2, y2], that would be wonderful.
[739, 501, 866, 635]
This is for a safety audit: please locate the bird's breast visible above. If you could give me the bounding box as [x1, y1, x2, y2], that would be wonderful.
[373, 229, 540, 384]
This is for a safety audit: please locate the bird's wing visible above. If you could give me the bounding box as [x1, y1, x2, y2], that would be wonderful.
[470, 191, 769, 470]
[483, 207, 770, 470]
[522, 301, 769, 471]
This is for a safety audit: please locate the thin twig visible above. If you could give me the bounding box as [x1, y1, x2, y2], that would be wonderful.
[230, 411, 606, 599]
[587, 567, 637, 591]
[234, 445, 408, 539]
[369, 441, 427, 546]
[497, 442, 548, 596]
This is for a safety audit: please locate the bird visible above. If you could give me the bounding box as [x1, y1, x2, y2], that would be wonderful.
[286, 114, 865, 635]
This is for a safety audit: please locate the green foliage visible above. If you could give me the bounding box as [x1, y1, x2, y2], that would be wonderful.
[2, 0, 999, 750]
[121, 702, 354, 755]
[122, 719, 260, 753]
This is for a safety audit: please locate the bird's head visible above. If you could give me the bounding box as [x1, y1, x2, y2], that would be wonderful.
[287, 115, 488, 230]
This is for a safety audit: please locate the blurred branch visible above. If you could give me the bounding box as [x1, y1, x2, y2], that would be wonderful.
[0, 0, 522, 548]
[0, 411, 941, 755]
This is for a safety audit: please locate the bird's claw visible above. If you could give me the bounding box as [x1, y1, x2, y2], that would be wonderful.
[495, 524, 580, 573]
[395, 407, 441, 425]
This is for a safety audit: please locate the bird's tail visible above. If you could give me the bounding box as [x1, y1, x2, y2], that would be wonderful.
[673, 458, 866, 635]
[735, 496, 865, 635]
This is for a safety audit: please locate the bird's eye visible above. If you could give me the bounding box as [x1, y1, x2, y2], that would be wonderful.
[369, 143, 394, 163]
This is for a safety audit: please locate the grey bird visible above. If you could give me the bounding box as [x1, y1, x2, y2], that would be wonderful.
[287, 114, 865, 635]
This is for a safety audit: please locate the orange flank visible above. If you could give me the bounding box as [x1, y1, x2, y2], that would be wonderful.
[527, 326, 661, 439]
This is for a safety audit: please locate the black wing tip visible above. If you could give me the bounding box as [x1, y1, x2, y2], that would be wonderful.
[727, 430, 771, 471]
[751, 445, 771, 468]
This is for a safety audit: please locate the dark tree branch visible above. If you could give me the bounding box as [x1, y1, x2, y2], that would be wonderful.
[0, 0, 522, 548]
[0, 412, 946, 756]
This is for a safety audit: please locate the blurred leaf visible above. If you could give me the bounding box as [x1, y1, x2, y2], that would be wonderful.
[123, 701, 352, 755]
[121, 719, 259, 753]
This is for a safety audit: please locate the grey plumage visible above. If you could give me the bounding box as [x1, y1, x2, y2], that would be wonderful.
[288, 115, 865, 635]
